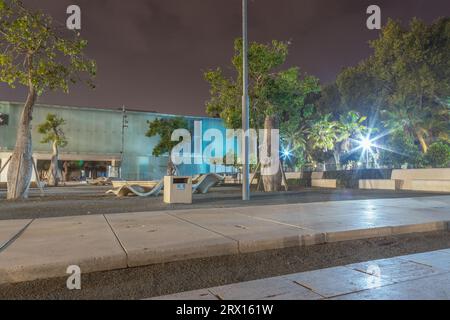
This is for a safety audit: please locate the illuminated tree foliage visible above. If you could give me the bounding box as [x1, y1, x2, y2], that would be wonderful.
[338, 18, 450, 154]
[0, 0, 96, 199]
[205, 39, 320, 190]
[146, 117, 188, 176]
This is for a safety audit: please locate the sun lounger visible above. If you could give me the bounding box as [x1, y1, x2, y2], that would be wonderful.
[106, 180, 164, 197]
[87, 177, 113, 186]
[192, 173, 224, 194]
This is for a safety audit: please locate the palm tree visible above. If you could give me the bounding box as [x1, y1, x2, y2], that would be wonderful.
[333, 111, 368, 169]
[308, 115, 339, 170]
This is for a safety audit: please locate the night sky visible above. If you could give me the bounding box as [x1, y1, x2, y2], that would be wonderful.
[1, 0, 449, 116]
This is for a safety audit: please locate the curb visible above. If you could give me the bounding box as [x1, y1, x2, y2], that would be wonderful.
[0, 220, 448, 286]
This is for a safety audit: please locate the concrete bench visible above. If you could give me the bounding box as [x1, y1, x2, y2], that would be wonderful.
[359, 169, 450, 192]
[285, 172, 303, 180]
[407, 180, 450, 193]
[359, 179, 396, 190]
[312, 179, 337, 189]
[112, 180, 158, 189]
[310, 172, 337, 188]
[391, 168, 450, 181]
[393, 169, 450, 192]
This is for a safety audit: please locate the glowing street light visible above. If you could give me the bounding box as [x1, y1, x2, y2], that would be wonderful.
[282, 148, 292, 159]
[360, 137, 373, 151]
[359, 136, 374, 168]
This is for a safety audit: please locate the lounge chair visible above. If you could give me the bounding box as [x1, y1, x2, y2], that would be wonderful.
[87, 177, 113, 186]
[106, 180, 164, 197]
[192, 173, 224, 194]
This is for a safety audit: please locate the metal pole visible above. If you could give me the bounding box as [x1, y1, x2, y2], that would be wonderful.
[120, 105, 127, 179]
[242, 0, 250, 201]
[366, 150, 369, 168]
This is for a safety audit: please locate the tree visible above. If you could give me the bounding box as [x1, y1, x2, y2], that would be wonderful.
[0, 0, 96, 199]
[359, 18, 449, 153]
[37, 113, 67, 186]
[205, 39, 320, 191]
[336, 61, 384, 119]
[378, 130, 423, 168]
[146, 117, 188, 176]
[307, 114, 338, 170]
[315, 83, 345, 119]
[335, 18, 450, 155]
[425, 141, 450, 168]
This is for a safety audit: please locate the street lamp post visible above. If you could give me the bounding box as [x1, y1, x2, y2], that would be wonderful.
[120, 105, 128, 179]
[242, 0, 250, 201]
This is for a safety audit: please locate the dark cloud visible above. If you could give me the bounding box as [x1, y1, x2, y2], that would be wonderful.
[0, 0, 448, 115]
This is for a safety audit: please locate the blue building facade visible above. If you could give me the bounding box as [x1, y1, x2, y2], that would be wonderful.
[0, 101, 228, 182]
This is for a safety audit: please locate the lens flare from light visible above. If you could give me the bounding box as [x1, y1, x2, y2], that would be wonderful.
[282, 148, 292, 160]
[360, 137, 373, 150]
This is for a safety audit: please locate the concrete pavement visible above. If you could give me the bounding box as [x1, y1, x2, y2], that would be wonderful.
[0, 195, 449, 285]
[152, 248, 450, 300]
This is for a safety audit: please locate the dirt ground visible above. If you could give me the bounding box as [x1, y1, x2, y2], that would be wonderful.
[0, 185, 447, 220]
[1, 230, 449, 300]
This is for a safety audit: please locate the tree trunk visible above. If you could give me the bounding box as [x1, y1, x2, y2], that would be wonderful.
[167, 156, 176, 176]
[48, 141, 59, 187]
[6, 86, 37, 200]
[261, 115, 282, 192]
[333, 150, 341, 170]
[416, 130, 428, 154]
[63, 161, 70, 182]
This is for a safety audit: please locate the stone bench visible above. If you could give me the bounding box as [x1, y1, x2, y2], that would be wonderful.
[285, 172, 303, 180]
[391, 168, 450, 181]
[400, 180, 450, 192]
[311, 179, 337, 189]
[310, 172, 337, 188]
[359, 179, 397, 190]
[112, 180, 158, 189]
[359, 169, 450, 192]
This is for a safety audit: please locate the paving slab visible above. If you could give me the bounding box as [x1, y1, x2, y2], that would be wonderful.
[0, 215, 127, 284]
[347, 257, 442, 283]
[398, 250, 450, 272]
[105, 212, 238, 267]
[151, 249, 450, 300]
[151, 289, 219, 300]
[0, 219, 33, 248]
[171, 209, 319, 253]
[284, 266, 393, 298]
[1, 196, 450, 285]
[235, 200, 450, 241]
[334, 272, 450, 300]
[208, 276, 322, 300]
